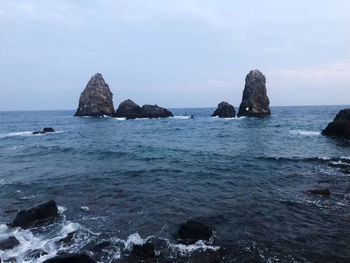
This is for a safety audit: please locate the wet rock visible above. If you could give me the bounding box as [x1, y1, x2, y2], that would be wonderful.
[115, 99, 142, 119]
[3, 209, 18, 214]
[189, 248, 223, 263]
[33, 127, 55, 135]
[24, 249, 48, 259]
[132, 242, 156, 260]
[237, 70, 271, 117]
[322, 109, 350, 139]
[177, 220, 213, 244]
[0, 236, 20, 250]
[328, 163, 350, 169]
[212, 102, 235, 118]
[91, 241, 111, 252]
[307, 189, 331, 197]
[59, 232, 75, 244]
[43, 253, 96, 263]
[140, 104, 173, 118]
[3, 258, 16, 263]
[12, 200, 58, 229]
[74, 73, 115, 117]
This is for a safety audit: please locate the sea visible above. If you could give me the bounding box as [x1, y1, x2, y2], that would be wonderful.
[0, 105, 350, 263]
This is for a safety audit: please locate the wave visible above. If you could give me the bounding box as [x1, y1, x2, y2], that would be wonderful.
[172, 116, 192, 120]
[290, 130, 321, 136]
[258, 156, 350, 164]
[114, 117, 126, 121]
[0, 130, 64, 139]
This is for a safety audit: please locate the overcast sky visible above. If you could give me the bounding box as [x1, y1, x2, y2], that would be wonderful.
[0, 0, 349, 110]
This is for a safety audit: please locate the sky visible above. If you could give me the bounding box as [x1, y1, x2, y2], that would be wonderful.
[0, 0, 349, 110]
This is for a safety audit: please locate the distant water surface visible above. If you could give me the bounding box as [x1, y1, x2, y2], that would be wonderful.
[0, 106, 350, 262]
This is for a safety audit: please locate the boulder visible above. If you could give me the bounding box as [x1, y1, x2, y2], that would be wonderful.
[237, 70, 271, 117]
[12, 200, 58, 229]
[132, 242, 156, 260]
[33, 127, 55, 135]
[141, 104, 173, 118]
[322, 109, 350, 139]
[43, 253, 96, 263]
[74, 73, 115, 117]
[115, 99, 142, 119]
[307, 189, 331, 197]
[212, 102, 235, 118]
[177, 220, 213, 244]
[0, 236, 20, 250]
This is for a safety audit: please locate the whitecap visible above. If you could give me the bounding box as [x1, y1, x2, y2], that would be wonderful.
[290, 130, 320, 136]
[114, 117, 126, 121]
[166, 240, 220, 255]
[80, 206, 89, 212]
[57, 206, 67, 213]
[172, 116, 192, 120]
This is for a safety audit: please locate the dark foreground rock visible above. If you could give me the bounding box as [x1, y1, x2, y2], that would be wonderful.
[238, 70, 271, 117]
[115, 99, 142, 119]
[212, 102, 235, 118]
[132, 242, 156, 260]
[43, 253, 96, 263]
[74, 73, 115, 117]
[178, 220, 213, 244]
[141, 104, 173, 118]
[33, 127, 55, 135]
[307, 189, 331, 197]
[322, 109, 350, 139]
[0, 236, 19, 250]
[12, 200, 58, 229]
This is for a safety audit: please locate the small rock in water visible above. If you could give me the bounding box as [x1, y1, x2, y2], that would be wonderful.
[12, 200, 58, 229]
[3, 209, 18, 214]
[24, 249, 48, 259]
[307, 189, 331, 197]
[0, 236, 20, 250]
[132, 242, 156, 260]
[115, 99, 143, 119]
[43, 253, 96, 263]
[328, 163, 350, 169]
[59, 232, 76, 244]
[33, 127, 55, 135]
[140, 104, 173, 118]
[177, 220, 213, 244]
[211, 102, 235, 118]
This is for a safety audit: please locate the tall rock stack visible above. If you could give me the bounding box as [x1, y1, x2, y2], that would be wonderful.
[238, 70, 271, 117]
[74, 73, 115, 117]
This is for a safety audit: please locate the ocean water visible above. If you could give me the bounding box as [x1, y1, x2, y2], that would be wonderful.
[0, 106, 350, 263]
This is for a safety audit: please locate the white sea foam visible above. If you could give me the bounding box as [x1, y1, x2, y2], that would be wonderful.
[114, 117, 126, 121]
[166, 240, 220, 255]
[290, 130, 320, 136]
[121, 233, 153, 251]
[57, 206, 67, 213]
[80, 206, 89, 212]
[172, 116, 192, 120]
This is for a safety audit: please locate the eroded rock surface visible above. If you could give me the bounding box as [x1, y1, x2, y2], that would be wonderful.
[212, 102, 235, 118]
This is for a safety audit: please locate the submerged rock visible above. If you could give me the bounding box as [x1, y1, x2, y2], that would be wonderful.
[177, 220, 213, 244]
[33, 127, 55, 135]
[237, 70, 271, 117]
[132, 242, 156, 260]
[328, 163, 350, 169]
[0, 236, 20, 250]
[115, 99, 142, 119]
[212, 102, 235, 118]
[74, 73, 115, 117]
[322, 109, 350, 139]
[24, 249, 48, 260]
[140, 104, 173, 118]
[307, 189, 331, 197]
[43, 253, 96, 263]
[12, 200, 58, 229]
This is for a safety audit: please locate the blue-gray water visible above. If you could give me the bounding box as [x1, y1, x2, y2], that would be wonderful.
[0, 106, 350, 262]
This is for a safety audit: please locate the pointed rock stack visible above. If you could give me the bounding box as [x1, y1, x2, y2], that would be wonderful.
[74, 73, 115, 117]
[238, 70, 270, 117]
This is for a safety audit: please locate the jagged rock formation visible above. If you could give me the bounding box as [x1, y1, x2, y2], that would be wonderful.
[140, 104, 173, 118]
[74, 73, 114, 117]
[115, 99, 142, 119]
[177, 220, 213, 244]
[238, 70, 271, 117]
[322, 109, 350, 139]
[212, 102, 235, 118]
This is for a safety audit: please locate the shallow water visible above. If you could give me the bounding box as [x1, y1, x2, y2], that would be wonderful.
[0, 106, 350, 262]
